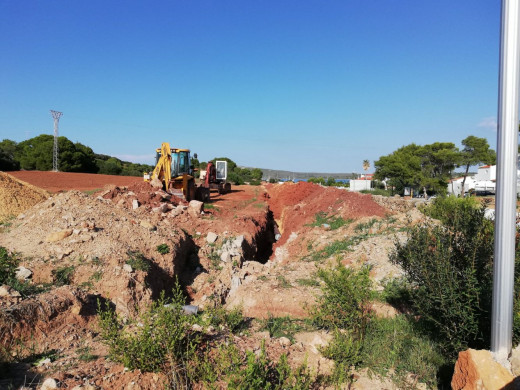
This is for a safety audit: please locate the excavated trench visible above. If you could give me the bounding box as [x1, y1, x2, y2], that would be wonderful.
[242, 209, 278, 264]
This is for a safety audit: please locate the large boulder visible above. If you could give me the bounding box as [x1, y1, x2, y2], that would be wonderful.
[451, 349, 516, 390]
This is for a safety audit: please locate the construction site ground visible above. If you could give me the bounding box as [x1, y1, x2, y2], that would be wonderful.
[0, 171, 427, 389]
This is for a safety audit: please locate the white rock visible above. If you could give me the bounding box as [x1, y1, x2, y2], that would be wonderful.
[15, 266, 32, 281]
[0, 285, 11, 297]
[279, 337, 291, 347]
[132, 199, 139, 209]
[41, 378, 58, 390]
[220, 251, 231, 262]
[206, 232, 218, 244]
[123, 264, 133, 273]
[233, 235, 245, 249]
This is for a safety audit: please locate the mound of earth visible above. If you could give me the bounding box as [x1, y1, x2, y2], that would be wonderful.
[101, 180, 185, 210]
[1, 190, 194, 316]
[0, 172, 50, 221]
[266, 181, 388, 246]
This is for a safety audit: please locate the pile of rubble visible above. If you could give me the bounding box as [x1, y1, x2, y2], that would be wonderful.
[0, 172, 49, 220]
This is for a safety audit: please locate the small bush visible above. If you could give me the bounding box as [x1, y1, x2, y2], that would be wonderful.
[206, 304, 248, 334]
[260, 315, 306, 342]
[156, 244, 170, 255]
[360, 316, 446, 388]
[310, 264, 372, 332]
[97, 284, 197, 379]
[52, 265, 75, 286]
[125, 251, 151, 272]
[310, 212, 353, 230]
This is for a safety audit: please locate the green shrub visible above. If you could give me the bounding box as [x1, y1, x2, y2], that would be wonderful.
[391, 200, 494, 355]
[421, 195, 480, 224]
[97, 284, 198, 377]
[360, 316, 446, 388]
[52, 266, 75, 286]
[156, 244, 170, 254]
[310, 212, 353, 230]
[125, 251, 151, 271]
[360, 188, 393, 196]
[260, 315, 306, 342]
[206, 304, 248, 334]
[310, 264, 372, 332]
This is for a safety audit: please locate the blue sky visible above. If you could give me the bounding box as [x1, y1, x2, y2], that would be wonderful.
[0, 1, 502, 172]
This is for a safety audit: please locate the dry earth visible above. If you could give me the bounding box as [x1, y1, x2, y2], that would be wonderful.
[0, 171, 429, 389]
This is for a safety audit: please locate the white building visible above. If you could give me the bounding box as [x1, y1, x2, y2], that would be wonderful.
[350, 174, 373, 192]
[446, 165, 520, 196]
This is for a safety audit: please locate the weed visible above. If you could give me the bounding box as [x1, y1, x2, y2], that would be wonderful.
[259, 315, 306, 342]
[296, 278, 319, 287]
[83, 188, 101, 196]
[90, 271, 103, 282]
[91, 256, 103, 266]
[257, 275, 268, 282]
[77, 346, 97, 362]
[309, 212, 353, 230]
[253, 202, 265, 209]
[360, 315, 446, 388]
[125, 251, 151, 272]
[79, 281, 94, 290]
[276, 275, 292, 288]
[207, 251, 222, 271]
[206, 304, 248, 334]
[98, 283, 198, 377]
[354, 218, 378, 233]
[156, 243, 170, 255]
[52, 265, 75, 286]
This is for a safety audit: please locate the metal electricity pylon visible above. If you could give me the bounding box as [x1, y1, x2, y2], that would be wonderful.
[50, 110, 63, 172]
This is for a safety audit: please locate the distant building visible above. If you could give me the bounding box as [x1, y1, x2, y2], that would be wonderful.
[447, 165, 518, 196]
[350, 174, 374, 192]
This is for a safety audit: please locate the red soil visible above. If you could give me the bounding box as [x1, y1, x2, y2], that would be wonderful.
[7, 171, 142, 192]
[266, 181, 388, 245]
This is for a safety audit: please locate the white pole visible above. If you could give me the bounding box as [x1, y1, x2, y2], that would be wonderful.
[491, 0, 520, 363]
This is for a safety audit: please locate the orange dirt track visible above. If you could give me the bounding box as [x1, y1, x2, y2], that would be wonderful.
[7, 171, 142, 193]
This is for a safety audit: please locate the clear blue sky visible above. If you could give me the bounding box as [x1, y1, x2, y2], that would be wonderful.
[0, 1, 502, 172]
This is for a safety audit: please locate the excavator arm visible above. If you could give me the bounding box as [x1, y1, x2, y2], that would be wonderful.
[151, 142, 172, 190]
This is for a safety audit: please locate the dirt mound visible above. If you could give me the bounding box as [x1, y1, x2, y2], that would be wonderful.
[1, 190, 193, 316]
[0, 172, 49, 220]
[101, 180, 185, 210]
[266, 182, 388, 245]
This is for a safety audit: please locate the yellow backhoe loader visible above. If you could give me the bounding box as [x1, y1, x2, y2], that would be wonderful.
[144, 142, 209, 202]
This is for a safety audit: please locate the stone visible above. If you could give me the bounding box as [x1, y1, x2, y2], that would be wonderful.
[192, 324, 203, 332]
[279, 337, 291, 347]
[41, 378, 58, 390]
[123, 264, 133, 273]
[0, 285, 12, 297]
[206, 232, 218, 244]
[46, 229, 73, 242]
[511, 344, 520, 376]
[132, 199, 139, 209]
[140, 220, 156, 231]
[152, 203, 169, 213]
[150, 178, 163, 188]
[15, 266, 32, 281]
[188, 200, 204, 218]
[220, 251, 231, 262]
[451, 349, 514, 390]
[255, 331, 271, 340]
[233, 235, 245, 249]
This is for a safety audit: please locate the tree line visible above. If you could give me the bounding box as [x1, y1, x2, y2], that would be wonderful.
[0, 134, 154, 176]
[373, 135, 496, 196]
